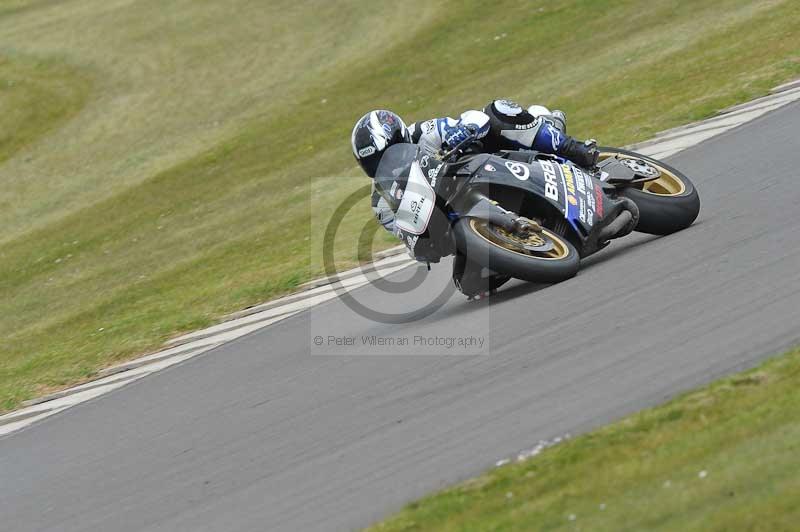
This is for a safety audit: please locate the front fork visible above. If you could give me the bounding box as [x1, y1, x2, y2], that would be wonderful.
[450, 190, 535, 234]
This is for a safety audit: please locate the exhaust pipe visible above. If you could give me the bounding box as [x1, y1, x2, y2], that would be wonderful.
[598, 198, 639, 241]
[598, 210, 633, 241]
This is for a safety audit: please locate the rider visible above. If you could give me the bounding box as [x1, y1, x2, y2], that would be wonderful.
[351, 100, 599, 296]
[353, 100, 598, 233]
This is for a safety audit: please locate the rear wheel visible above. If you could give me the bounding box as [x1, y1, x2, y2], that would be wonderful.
[454, 218, 580, 283]
[599, 147, 700, 235]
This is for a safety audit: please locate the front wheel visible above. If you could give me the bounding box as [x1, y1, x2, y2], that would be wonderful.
[454, 218, 580, 283]
[599, 147, 700, 235]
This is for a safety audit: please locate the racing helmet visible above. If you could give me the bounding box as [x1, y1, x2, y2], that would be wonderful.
[351, 110, 410, 178]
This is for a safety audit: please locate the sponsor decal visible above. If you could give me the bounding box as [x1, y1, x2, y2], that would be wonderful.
[358, 145, 376, 157]
[422, 120, 436, 133]
[420, 155, 430, 167]
[586, 190, 596, 210]
[514, 122, 536, 130]
[578, 198, 587, 223]
[561, 164, 577, 196]
[584, 173, 595, 192]
[407, 198, 429, 227]
[568, 195, 577, 206]
[594, 187, 605, 217]
[574, 167, 587, 195]
[427, 161, 442, 185]
[406, 234, 419, 249]
[484, 164, 496, 172]
[539, 160, 560, 202]
[505, 161, 530, 181]
[395, 161, 436, 235]
[586, 208, 594, 226]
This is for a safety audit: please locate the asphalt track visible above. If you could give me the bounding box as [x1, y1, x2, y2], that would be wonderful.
[2, 102, 800, 532]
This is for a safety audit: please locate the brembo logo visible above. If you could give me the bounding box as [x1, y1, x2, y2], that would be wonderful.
[540, 160, 559, 202]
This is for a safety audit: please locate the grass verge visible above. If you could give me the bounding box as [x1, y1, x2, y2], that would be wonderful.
[0, 53, 91, 165]
[368, 348, 800, 531]
[1, 0, 800, 411]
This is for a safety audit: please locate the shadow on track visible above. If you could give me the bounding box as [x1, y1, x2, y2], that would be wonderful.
[416, 231, 666, 325]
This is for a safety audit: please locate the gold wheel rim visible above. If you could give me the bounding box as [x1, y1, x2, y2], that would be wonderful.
[599, 152, 686, 196]
[469, 219, 570, 261]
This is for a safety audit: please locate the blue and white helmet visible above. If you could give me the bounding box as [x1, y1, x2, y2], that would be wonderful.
[351, 110, 410, 177]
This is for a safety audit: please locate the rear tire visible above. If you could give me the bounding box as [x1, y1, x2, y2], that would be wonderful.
[454, 218, 580, 283]
[599, 147, 700, 235]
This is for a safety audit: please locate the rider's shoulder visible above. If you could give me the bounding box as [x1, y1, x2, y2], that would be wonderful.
[459, 109, 490, 127]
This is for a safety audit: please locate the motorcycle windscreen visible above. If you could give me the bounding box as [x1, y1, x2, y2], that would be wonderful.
[373, 143, 418, 210]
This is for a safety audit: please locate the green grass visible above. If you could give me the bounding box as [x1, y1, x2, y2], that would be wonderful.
[0, 54, 90, 165]
[367, 348, 800, 531]
[1, 0, 800, 411]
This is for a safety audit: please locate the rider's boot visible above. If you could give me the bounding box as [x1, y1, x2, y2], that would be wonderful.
[452, 254, 510, 299]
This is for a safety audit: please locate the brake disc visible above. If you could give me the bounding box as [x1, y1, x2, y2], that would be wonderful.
[620, 158, 661, 179]
[491, 225, 555, 253]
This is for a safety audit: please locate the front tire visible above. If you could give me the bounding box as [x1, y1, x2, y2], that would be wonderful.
[454, 218, 580, 283]
[599, 147, 700, 235]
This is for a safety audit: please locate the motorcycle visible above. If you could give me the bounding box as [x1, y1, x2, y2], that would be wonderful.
[373, 134, 700, 297]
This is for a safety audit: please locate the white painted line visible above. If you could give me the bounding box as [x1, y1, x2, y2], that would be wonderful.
[716, 88, 800, 118]
[771, 79, 800, 94]
[169, 259, 417, 345]
[297, 247, 409, 290]
[3, 257, 422, 434]
[21, 371, 142, 407]
[167, 308, 300, 346]
[639, 107, 769, 157]
[630, 85, 800, 154]
[0, 408, 72, 437]
[721, 85, 800, 114]
[0, 348, 204, 437]
[99, 342, 222, 377]
[211, 253, 415, 324]
[646, 100, 790, 146]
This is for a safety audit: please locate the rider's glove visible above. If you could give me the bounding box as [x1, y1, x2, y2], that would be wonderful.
[557, 137, 599, 169]
[582, 138, 599, 167]
[443, 123, 477, 148]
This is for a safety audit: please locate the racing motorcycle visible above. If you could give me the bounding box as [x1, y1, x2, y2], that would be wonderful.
[374, 134, 700, 296]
